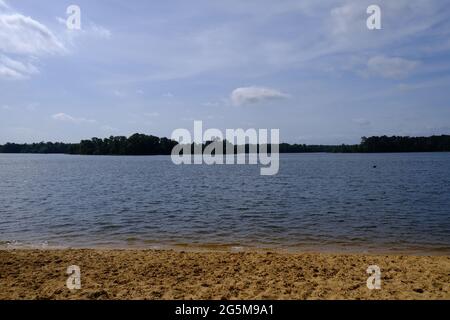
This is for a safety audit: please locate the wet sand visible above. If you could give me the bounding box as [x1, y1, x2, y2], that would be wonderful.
[0, 249, 448, 300]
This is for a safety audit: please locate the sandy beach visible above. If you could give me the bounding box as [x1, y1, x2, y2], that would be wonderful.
[0, 249, 448, 300]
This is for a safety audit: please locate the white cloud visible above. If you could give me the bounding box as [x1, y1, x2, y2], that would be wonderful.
[0, 2, 65, 80]
[330, 3, 362, 35]
[51, 113, 96, 124]
[55, 16, 66, 25]
[0, 0, 9, 10]
[0, 54, 38, 79]
[367, 56, 420, 79]
[56, 17, 112, 40]
[95, 0, 447, 87]
[230, 86, 289, 106]
[0, 64, 23, 79]
[89, 23, 112, 39]
[0, 14, 65, 55]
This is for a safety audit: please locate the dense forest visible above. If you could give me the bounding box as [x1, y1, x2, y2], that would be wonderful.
[0, 134, 449, 155]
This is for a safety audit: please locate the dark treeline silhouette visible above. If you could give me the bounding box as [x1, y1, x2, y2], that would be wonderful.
[73, 134, 178, 155]
[360, 135, 450, 152]
[0, 142, 74, 154]
[0, 134, 449, 155]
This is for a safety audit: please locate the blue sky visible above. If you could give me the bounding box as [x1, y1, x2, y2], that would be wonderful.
[1, 0, 450, 144]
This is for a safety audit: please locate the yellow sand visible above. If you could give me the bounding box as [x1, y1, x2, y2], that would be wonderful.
[0, 249, 448, 300]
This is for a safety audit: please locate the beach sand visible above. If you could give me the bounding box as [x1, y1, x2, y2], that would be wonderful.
[0, 249, 448, 300]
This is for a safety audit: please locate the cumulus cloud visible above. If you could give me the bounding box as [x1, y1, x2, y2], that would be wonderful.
[230, 86, 289, 106]
[367, 55, 419, 79]
[51, 113, 96, 124]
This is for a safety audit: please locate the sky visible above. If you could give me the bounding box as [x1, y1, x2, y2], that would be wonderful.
[1, 0, 450, 144]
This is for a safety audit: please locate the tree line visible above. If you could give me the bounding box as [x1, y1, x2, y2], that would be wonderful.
[0, 134, 449, 154]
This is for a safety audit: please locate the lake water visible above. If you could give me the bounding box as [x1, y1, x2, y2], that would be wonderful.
[0, 153, 449, 254]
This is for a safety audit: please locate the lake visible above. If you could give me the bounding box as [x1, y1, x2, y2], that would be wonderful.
[0, 153, 449, 254]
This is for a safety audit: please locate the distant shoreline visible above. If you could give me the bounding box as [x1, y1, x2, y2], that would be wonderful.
[1, 134, 449, 154]
[2, 151, 450, 155]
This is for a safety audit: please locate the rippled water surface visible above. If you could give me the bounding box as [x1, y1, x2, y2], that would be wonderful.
[0, 153, 449, 253]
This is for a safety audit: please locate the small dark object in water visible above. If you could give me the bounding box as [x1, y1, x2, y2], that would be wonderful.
[373, 165, 377, 168]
